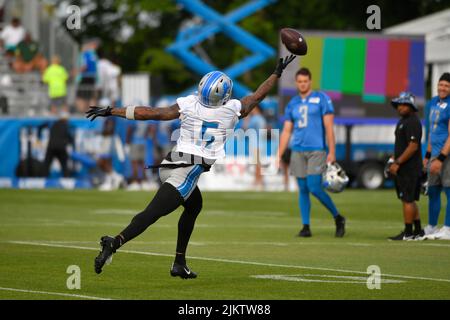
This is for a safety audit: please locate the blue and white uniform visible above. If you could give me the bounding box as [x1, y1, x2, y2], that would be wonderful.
[284, 91, 334, 153]
[426, 95, 450, 230]
[159, 95, 241, 200]
[428, 96, 450, 157]
[284, 91, 339, 226]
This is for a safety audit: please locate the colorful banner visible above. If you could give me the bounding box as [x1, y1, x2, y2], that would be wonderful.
[295, 34, 425, 102]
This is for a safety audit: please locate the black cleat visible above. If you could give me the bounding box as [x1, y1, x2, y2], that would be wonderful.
[335, 215, 346, 238]
[170, 262, 197, 279]
[95, 236, 116, 274]
[388, 231, 414, 241]
[413, 229, 425, 240]
[298, 225, 312, 237]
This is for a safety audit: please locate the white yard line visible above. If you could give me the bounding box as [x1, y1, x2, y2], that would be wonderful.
[7, 240, 450, 284]
[419, 242, 450, 247]
[91, 209, 137, 215]
[0, 287, 112, 300]
[250, 274, 405, 284]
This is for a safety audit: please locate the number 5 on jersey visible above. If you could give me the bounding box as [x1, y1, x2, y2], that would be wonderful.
[198, 121, 219, 148]
[298, 105, 308, 128]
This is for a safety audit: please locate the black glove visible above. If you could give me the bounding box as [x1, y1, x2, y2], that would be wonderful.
[85, 106, 113, 121]
[273, 54, 296, 78]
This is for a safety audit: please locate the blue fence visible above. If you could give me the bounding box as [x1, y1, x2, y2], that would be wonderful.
[0, 117, 155, 179]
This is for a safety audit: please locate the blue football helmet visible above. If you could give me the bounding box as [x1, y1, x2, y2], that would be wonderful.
[198, 71, 233, 107]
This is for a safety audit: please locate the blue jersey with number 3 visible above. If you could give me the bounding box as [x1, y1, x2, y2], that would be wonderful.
[284, 91, 334, 152]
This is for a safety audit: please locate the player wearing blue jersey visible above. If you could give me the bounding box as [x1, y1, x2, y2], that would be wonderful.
[422, 72, 450, 240]
[278, 68, 345, 237]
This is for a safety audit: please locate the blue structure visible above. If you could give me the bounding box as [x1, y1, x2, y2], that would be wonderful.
[167, 0, 276, 101]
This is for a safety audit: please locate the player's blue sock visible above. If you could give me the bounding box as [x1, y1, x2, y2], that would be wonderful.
[296, 178, 311, 225]
[444, 187, 450, 227]
[307, 174, 339, 218]
[428, 185, 441, 226]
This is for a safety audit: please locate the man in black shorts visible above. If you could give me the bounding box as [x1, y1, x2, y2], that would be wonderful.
[388, 92, 424, 240]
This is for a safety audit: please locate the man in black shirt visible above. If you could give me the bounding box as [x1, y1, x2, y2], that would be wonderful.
[388, 92, 424, 240]
[43, 113, 73, 177]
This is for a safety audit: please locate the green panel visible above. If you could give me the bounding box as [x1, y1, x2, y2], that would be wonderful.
[363, 94, 386, 104]
[342, 38, 367, 94]
[299, 37, 323, 90]
[321, 38, 345, 91]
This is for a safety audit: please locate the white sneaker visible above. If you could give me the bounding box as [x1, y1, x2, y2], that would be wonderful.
[99, 174, 113, 191]
[111, 172, 124, 190]
[140, 181, 152, 191]
[432, 226, 450, 240]
[127, 182, 141, 191]
[424, 225, 439, 235]
[99, 182, 113, 191]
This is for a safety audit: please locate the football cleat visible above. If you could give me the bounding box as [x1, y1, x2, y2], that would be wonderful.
[388, 231, 414, 241]
[424, 225, 439, 235]
[170, 262, 197, 279]
[298, 225, 312, 237]
[335, 215, 346, 238]
[95, 236, 116, 274]
[413, 229, 425, 240]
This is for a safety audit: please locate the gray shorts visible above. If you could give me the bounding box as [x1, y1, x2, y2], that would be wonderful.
[50, 97, 66, 107]
[159, 160, 205, 200]
[290, 151, 326, 178]
[428, 157, 450, 187]
[130, 144, 145, 161]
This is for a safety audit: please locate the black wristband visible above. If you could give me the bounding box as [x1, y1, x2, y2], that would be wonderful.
[425, 152, 431, 160]
[437, 153, 447, 162]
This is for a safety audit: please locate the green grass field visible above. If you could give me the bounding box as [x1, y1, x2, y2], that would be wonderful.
[0, 189, 449, 300]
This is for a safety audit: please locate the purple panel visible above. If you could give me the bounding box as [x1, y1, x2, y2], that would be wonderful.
[364, 39, 389, 95]
[323, 91, 343, 101]
[408, 41, 425, 98]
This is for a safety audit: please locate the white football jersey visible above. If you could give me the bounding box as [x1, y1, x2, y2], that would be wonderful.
[175, 95, 242, 159]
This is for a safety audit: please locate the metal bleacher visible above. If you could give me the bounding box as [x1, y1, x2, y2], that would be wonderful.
[0, 52, 49, 117]
[0, 0, 79, 117]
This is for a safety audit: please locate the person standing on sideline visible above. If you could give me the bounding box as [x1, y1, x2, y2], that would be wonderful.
[387, 92, 424, 240]
[278, 68, 346, 238]
[75, 40, 98, 113]
[42, 112, 73, 177]
[423, 72, 450, 240]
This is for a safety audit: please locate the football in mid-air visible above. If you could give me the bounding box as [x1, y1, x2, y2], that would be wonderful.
[281, 28, 308, 56]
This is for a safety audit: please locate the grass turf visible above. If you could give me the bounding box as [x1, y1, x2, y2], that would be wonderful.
[0, 189, 449, 300]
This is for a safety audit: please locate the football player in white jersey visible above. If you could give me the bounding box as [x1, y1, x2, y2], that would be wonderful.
[86, 55, 296, 279]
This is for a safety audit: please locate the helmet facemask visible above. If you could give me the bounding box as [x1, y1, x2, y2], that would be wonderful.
[322, 162, 349, 193]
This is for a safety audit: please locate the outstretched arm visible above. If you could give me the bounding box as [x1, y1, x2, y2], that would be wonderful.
[86, 104, 180, 121]
[239, 55, 296, 119]
[240, 74, 278, 119]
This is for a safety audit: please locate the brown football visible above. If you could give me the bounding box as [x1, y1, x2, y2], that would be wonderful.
[281, 28, 307, 56]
